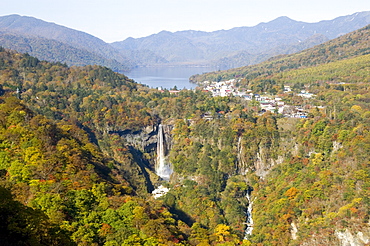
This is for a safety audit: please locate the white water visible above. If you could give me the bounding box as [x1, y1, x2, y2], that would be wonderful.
[152, 185, 170, 199]
[156, 124, 173, 181]
[244, 190, 254, 238]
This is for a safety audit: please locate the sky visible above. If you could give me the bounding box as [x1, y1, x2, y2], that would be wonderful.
[1, 0, 369, 43]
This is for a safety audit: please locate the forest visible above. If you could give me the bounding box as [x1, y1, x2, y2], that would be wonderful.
[0, 24, 369, 246]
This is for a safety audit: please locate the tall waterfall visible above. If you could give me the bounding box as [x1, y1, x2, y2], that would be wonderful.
[244, 189, 254, 239]
[156, 124, 173, 181]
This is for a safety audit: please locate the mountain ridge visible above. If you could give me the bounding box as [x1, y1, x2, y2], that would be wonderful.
[112, 11, 370, 69]
[0, 14, 133, 71]
[190, 23, 370, 85]
[0, 31, 130, 70]
[0, 11, 369, 71]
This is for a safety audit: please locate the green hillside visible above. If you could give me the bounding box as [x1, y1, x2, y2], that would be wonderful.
[190, 24, 370, 87]
[0, 19, 369, 245]
[0, 32, 131, 71]
[0, 15, 134, 72]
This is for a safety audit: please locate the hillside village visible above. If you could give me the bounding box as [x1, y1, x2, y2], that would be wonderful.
[200, 79, 318, 118]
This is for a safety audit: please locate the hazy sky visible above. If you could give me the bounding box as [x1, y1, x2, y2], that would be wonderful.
[1, 0, 369, 43]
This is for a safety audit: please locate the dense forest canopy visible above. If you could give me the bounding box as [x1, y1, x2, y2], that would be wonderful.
[0, 23, 369, 246]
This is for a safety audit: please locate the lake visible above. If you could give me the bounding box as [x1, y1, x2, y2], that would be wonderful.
[125, 66, 216, 89]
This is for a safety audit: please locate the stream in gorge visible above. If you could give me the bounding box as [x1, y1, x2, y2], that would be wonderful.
[152, 123, 254, 239]
[244, 189, 254, 239]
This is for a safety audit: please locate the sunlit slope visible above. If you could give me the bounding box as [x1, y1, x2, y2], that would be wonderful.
[191, 24, 370, 85]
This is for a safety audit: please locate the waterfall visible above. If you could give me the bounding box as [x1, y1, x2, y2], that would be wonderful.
[156, 124, 173, 181]
[244, 189, 254, 239]
[152, 185, 170, 199]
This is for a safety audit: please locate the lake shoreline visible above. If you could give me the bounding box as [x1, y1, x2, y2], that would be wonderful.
[125, 66, 217, 89]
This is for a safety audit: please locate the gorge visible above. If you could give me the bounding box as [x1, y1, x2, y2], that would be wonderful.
[244, 189, 254, 239]
[0, 21, 369, 245]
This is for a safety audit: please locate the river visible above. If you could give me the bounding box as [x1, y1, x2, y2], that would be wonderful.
[125, 66, 216, 89]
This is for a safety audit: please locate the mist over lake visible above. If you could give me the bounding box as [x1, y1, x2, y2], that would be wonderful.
[125, 66, 216, 89]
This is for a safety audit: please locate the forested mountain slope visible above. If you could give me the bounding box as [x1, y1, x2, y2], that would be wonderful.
[0, 47, 255, 245]
[112, 11, 370, 68]
[0, 48, 194, 245]
[0, 96, 188, 245]
[0, 18, 369, 245]
[211, 34, 329, 69]
[191, 24, 370, 86]
[0, 31, 130, 71]
[0, 14, 133, 71]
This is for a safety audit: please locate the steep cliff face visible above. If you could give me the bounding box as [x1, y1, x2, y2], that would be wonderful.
[335, 228, 370, 246]
[160, 124, 174, 151]
[113, 124, 174, 184]
[114, 125, 158, 154]
[116, 124, 173, 164]
[253, 151, 284, 177]
[298, 226, 370, 246]
[236, 136, 285, 178]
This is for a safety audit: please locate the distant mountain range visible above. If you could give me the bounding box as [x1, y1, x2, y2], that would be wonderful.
[0, 14, 133, 72]
[190, 23, 370, 84]
[0, 11, 369, 71]
[112, 11, 370, 69]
